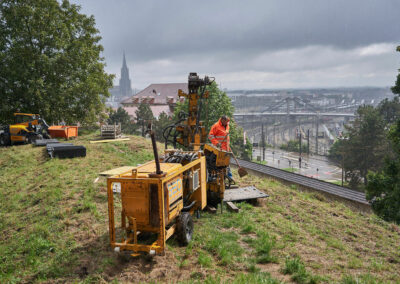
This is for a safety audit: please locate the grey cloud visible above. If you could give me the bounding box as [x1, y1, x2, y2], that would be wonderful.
[72, 0, 400, 88]
[75, 0, 400, 63]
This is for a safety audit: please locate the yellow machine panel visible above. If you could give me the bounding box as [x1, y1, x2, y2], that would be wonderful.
[167, 178, 183, 204]
[121, 181, 151, 225]
[204, 143, 231, 167]
[107, 155, 207, 255]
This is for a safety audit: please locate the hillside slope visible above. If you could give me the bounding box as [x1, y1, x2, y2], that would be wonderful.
[0, 133, 399, 283]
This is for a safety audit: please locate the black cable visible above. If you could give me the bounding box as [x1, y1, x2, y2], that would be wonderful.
[162, 111, 187, 148]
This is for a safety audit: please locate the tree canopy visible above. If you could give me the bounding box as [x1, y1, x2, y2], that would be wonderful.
[173, 81, 234, 131]
[135, 102, 154, 136]
[107, 107, 137, 134]
[366, 119, 400, 224]
[329, 105, 388, 188]
[153, 112, 171, 142]
[365, 45, 400, 223]
[391, 46, 400, 95]
[0, 0, 113, 124]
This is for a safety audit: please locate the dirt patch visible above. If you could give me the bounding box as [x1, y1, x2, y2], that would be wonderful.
[257, 263, 293, 283]
[129, 142, 146, 152]
[110, 251, 192, 283]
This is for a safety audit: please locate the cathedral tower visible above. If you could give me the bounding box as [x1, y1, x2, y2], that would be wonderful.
[119, 52, 132, 97]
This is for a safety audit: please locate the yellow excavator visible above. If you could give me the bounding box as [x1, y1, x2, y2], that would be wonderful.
[0, 113, 50, 146]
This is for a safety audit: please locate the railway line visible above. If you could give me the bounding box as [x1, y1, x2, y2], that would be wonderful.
[231, 158, 369, 205]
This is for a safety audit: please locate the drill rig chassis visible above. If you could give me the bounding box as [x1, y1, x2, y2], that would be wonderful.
[106, 73, 267, 256]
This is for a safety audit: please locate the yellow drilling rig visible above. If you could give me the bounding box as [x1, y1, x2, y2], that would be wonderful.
[106, 73, 267, 256]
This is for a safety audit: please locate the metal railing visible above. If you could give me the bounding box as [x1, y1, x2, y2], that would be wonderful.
[231, 158, 369, 205]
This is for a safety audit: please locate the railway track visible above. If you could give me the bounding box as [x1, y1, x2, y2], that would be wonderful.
[231, 158, 369, 205]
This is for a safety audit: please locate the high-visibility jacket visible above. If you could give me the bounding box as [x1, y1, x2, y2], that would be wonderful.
[208, 118, 230, 151]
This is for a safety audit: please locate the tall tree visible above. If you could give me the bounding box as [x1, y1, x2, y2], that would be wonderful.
[153, 111, 172, 142]
[135, 102, 154, 136]
[366, 119, 400, 224]
[107, 107, 137, 134]
[391, 46, 400, 95]
[365, 45, 400, 223]
[0, 0, 113, 124]
[329, 105, 387, 188]
[377, 97, 400, 124]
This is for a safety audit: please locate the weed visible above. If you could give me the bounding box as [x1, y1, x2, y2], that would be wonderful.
[179, 259, 189, 268]
[232, 272, 281, 284]
[348, 257, 363, 269]
[341, 273, 380, 284]
[190, 271, 204, 280]
[283, 256, 306, 275]
[241, 223, 256, 234]
[254, 231, 276, 263]
[185, 272, 280, 284]
[198, 251, 213, 268]
[247, 263, 261, 273]
[202, 229, 243, 265]
[369, 258, 385, 272]
[326, 237, 345, 250]
[282, 256, 321, 284]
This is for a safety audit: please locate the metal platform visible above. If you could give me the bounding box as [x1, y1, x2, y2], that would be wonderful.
[223, 185, 269, 202]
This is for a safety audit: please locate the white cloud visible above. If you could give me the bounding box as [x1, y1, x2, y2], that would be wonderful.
[357, 43, 394, 56]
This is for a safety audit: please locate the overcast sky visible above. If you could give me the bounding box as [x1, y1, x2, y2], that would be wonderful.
[72, 0, 400, 90]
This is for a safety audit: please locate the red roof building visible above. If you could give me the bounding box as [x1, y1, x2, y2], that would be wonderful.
[121, 83, 187, 120]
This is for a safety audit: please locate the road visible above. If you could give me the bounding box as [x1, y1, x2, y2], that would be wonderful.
[252, 148, 342, 182]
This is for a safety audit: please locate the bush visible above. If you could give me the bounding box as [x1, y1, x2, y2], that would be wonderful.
[280, 140, 307, 153]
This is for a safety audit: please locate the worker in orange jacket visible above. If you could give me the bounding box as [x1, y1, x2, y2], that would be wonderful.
[208, 115, 230, 150]
[208, 115, 233, 180]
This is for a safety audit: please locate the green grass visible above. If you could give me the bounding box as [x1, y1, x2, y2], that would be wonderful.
[282, 256, 325, 284]
[184, 272, 281, 284]
[341, 273, 382, 284]
[253, 231, 276, 264]
[197, 251, 213, 268]
[282, 257, 308, 283]
[252, 159, 267, 165]
[0, 132, 157, 283]
[1, 132, 400, 283]
[282, 167, 298, 173]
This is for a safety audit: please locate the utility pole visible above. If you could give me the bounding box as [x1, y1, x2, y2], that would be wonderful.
[261, 124, 265, 161]
[299, 129, 302, 169]
[273, 124, 276, 148]
[307, 129, 310, 155]
[315, 117, 319, 155]
[341, 153, 344, 187]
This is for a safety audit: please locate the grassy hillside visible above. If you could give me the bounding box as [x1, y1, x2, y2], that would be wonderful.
[0, 133, 399, 283]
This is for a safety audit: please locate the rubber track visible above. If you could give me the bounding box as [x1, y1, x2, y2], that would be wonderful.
[231, 158, 369, 205]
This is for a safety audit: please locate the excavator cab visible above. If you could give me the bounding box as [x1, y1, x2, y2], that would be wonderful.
[13, 113, 39, 125]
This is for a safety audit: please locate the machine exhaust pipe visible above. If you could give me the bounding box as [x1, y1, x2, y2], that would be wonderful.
[147, 123, 163, 175]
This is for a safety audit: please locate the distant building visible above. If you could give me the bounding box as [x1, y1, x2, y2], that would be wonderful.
[121, 83, 187, 120]
[107, 52, 133, 108]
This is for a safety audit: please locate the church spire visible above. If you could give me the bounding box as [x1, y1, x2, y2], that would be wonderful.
[119, 51, 132, 97]
[122, 51, 127, 69]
